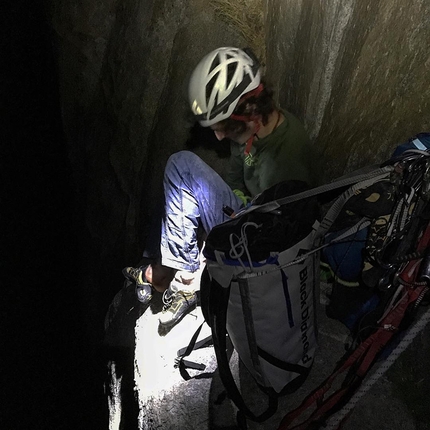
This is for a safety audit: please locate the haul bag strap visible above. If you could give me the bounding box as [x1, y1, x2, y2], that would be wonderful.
[175, 323, 213, 380]
[257, 346, 309, 375]
[236, 165, 393, 217]
[211, 279, 279, 423]
[180, 360, 206, 372]
[238, 278, 265, 380]
[314, 175, 391, 244]
[238, 276, 308, 378]
[177, 331, 213, 357]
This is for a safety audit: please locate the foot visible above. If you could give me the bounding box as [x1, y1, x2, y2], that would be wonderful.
[145, 263, 176, 292]
[122, 266, 153, 304]
[122, 266, 147, 284]
[158, 288, 197, 328]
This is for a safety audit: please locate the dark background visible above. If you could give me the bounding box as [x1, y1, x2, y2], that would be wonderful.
[1, 1, 108, 428]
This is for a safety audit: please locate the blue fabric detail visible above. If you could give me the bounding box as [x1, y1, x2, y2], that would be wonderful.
[207, 254, 280, 267]
[280, 268, 294, 328]
[323, 227, 368, 282]
[391, 133, 430, 157]
[160, 151, 243, 272]
[343, 294, 380, 331]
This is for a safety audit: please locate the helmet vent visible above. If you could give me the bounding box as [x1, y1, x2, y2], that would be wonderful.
[209, 55, 220, 74]
[227, 62, 237, 87]
[206, 74, 218, 103]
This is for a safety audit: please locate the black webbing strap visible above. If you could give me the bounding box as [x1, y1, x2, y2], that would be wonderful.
[210, 279, 279, 423]
[257, 347, 309, 375]
[237, 165, 393, 217]
[177, 332, 213, 357]
[238, 278, 265, 380]
[176, 323, 213, 380]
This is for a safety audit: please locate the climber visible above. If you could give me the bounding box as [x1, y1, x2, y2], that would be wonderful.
[123, 46, 315, 329]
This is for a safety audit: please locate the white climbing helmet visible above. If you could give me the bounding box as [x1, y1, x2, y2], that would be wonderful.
[188, 47, 261, 127]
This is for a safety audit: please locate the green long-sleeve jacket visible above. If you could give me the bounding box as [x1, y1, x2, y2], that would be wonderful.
[226, 110, 314, 199]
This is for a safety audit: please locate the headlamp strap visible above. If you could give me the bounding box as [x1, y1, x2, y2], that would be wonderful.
[243, 121, 260, 156]
[229, 83, 264, 156]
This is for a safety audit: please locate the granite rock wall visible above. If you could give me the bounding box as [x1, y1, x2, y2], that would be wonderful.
[265, 0, 430, 182]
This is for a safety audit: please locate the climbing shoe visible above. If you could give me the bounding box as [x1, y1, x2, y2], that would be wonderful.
[158, 289, 197, 328]
[122, 266, 153, 305]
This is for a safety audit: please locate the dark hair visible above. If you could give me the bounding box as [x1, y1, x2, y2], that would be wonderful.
[233, 80, 276, 125]
[215, 80, 277, 134]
